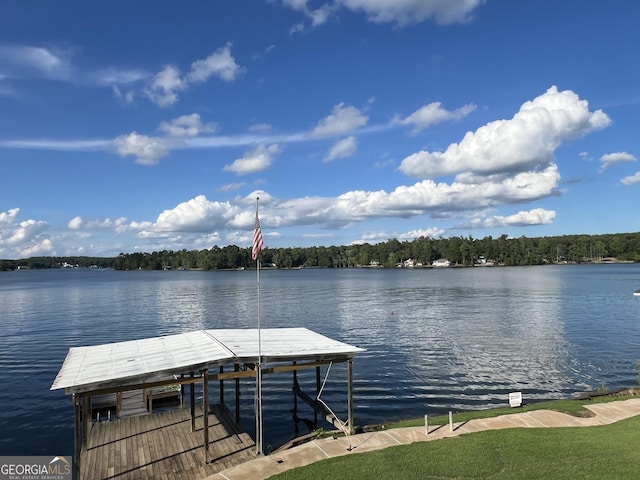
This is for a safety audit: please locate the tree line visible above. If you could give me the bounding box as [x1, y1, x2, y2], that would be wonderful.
[2, 232, 639, 272]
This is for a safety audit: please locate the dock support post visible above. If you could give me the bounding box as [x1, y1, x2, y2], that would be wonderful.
[347, 359, 354, 435]
[73, 395, 81, 480]
[202, 368, 210, 464]
[292, 361, 298, 420]
[315, 365, 321, 428]
[234, 364, 240, 424]
[180, 373, 185, 409]
[82, 396, 90, 447]
[190, 371, 196, 432]
[219, 366, 224, 405]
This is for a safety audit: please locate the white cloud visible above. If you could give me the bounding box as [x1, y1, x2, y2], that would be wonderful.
[68, 216, 127, 230]
[248, 123, 272, 133]
[600, 151, 636, 170]
[186, 43, 245, 83]
[256, 164, 560, 230]
[224, 144, 281, 175]
[90, 67, 149, 87]
[621, 172, 640, 186]
[19, 238, 54, 257]
[282, 0, 483, 28]
[341, 0, 483, 25]
[68, 216, 83, 230]
[154, 195, 240, 232]
[112, 85, 135, 104]
[399, 86, 611, 179]
[0, 208, 20, 226]
[112, 132, 175, 165]
[399, 101, 476, 133]
[324, 136, 357, 162]
[283, 0, 335, 32]
[311, 103, 368, 137]
[0, 208, 55, 258]
[158, 113, 217, 138]
[0, 45, 72, 81]
[143, 65, 185, 107]
[465, 208, 557, 228]
[217, 182, 246, 192]
[397, 227, 446, 240]
[144, 44, 244, 107]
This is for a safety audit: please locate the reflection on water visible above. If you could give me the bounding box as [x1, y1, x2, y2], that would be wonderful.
[0, 265, 639, 455]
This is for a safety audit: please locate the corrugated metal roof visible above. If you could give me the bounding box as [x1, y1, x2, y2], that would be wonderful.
[51, 328, 363, 394]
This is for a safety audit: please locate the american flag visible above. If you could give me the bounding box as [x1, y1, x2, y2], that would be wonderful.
[252, 208, 263, 261]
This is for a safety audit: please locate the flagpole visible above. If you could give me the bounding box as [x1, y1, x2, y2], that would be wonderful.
[253, 197, 263, 455]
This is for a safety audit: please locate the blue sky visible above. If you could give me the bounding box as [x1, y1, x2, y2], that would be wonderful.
[1, 0, 639, 259]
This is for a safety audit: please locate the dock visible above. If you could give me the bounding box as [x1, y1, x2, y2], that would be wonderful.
[51, 328, 364, 479]
[81, 404, 257, 480]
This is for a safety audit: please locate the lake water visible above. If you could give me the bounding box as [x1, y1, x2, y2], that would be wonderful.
[1, 264, 640, 456]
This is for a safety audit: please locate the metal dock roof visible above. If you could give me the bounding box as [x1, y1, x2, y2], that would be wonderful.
[51, 328, 363, 394]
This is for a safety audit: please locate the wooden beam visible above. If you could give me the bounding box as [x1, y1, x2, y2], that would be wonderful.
[293, 383, 347, 431]
[202, 369, 209, 464]
[234, 364, 240, 424]
[82, 396, 90, 447]
[190, 371, 195, 433]
[73, 358, 351, 398]
[347, 359, 354, 435]
[219, 366, 224, 405]
[73, 395, 81, 480]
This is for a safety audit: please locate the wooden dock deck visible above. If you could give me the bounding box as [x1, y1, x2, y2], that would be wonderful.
[81, 404, 258, 480]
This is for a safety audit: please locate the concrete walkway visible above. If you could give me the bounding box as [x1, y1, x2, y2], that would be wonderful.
[206, 398, 640, 480]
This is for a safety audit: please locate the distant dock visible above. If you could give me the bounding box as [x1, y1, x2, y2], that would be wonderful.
[82, 404, 256, 480]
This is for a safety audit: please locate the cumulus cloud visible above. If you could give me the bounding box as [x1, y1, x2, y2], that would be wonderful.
[158, 113, 217, 138]
[398, 101, 476, 133]
[154, 195, 241, 232]
[253, 164, 560, 230]
[112, 132, 175, 165]
[144, 44, 244, 107]
[464, 208, 557, 228]
[143, 65, 185, 107]
[600, 151, 636, 170]
[621, 172, 640, 186]
[113, 113, 219, 165]
[311, 103, 368, 137]
[397, 227, 446, 240]
[0, 208, 52, 257]
[399, 86, 611, 179]
[68, 216, 127, 230]
[324, 136, 357, 162]
[224, 144, 280, 175]
[283, 0, 335, 32]
[186, 43, 245, 83]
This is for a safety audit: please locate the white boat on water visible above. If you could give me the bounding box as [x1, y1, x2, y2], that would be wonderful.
[634, 289, 640, 297]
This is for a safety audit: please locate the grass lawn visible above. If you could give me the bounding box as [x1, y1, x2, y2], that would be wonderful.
[269, 393, 640, 480]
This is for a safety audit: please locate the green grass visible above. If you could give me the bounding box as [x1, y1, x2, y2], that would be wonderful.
[269, 393, 640, 480]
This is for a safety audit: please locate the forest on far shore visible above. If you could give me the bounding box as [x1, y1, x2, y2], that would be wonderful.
[2, 232, 640, 272]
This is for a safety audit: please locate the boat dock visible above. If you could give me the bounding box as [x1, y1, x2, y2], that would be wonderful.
[51, 328, 364, 479]
[82, 404, 257, 480]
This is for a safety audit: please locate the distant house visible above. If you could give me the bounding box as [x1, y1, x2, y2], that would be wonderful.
[432, 258, 451, 267]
